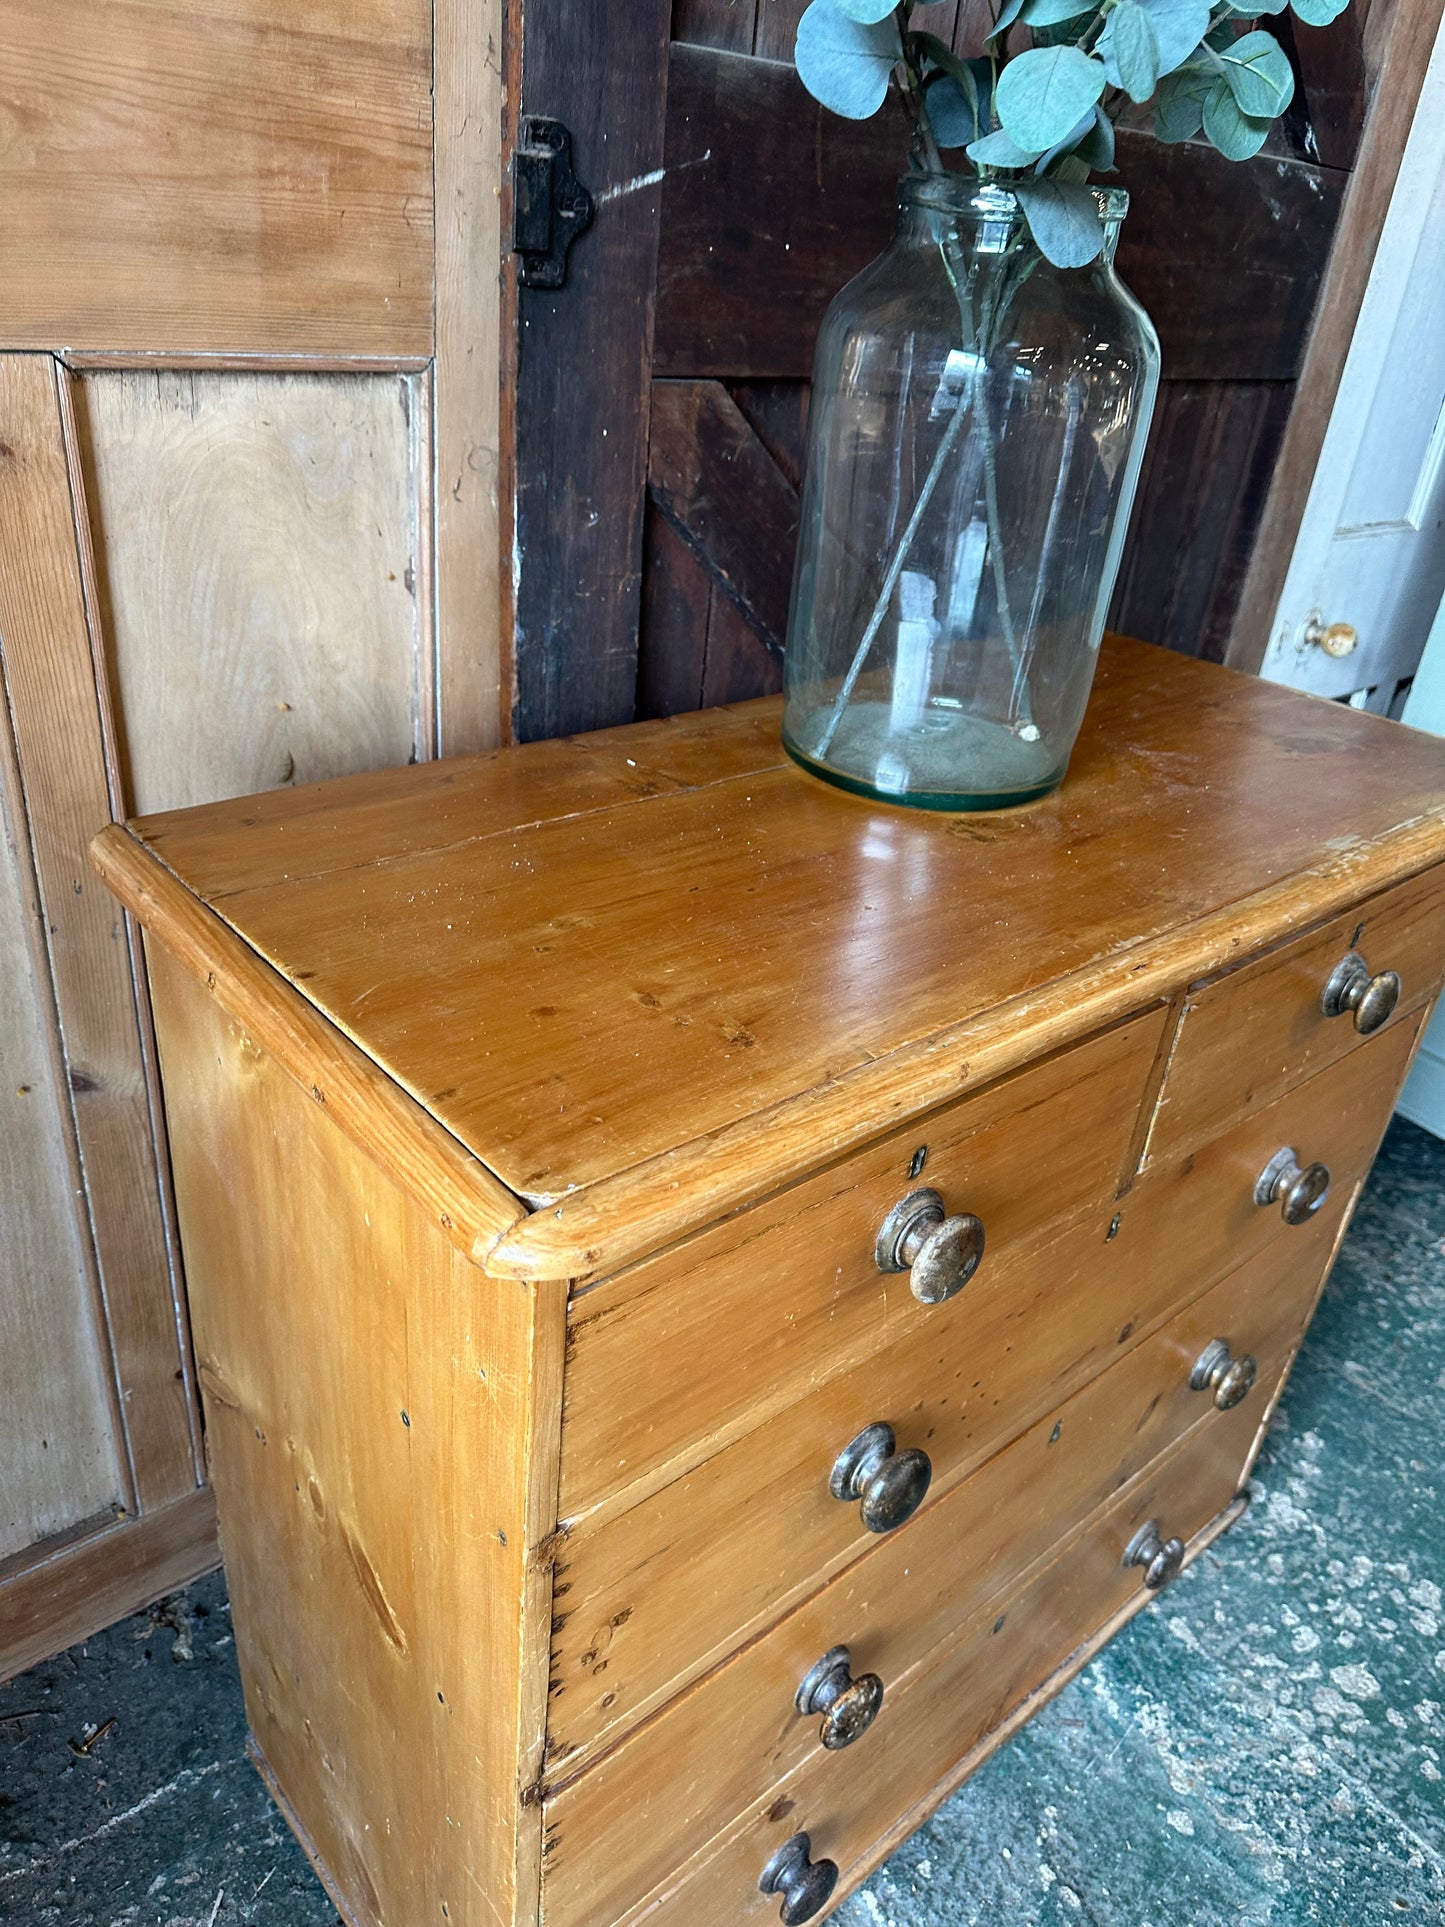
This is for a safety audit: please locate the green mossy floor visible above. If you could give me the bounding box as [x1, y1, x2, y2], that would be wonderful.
[3, 1120, 1442, 1927]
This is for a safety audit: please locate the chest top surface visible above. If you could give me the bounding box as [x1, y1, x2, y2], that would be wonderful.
[100, 637, 1445, 1270]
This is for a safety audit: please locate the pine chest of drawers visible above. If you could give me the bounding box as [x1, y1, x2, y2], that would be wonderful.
[94, 637, 1445, 1927]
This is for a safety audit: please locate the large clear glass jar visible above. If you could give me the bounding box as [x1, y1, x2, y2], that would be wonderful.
[782, 176, 1160, 810]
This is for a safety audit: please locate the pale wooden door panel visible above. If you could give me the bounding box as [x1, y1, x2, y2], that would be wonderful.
[80, 371, 434, 815]
[0, 717, 122, 1561]
[0, 0, 433, 359]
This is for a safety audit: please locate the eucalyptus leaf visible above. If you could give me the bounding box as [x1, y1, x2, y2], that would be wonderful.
[1031, 11, 1098, 43]
[967, 125, 1045, 167]
[1035, 106, 1098, 175]
[929, 73, 981, 145]
[987, 0, 1029, 44]
[1139, 0, 1213, 73]
[831, 0, 901, 18]
[1217, 27, 1294, 116]
[1076, 102, 1116, 169]
[795, 0, 902, 118]
[1101, 2, 1161, 102]
[1153, 67, 1210, 140]
[1014, 177, 1106, 267]
[1202, 74, 1273, 157]
[1291, 0, 1350, 22]
[1021, 0, 1100, 23]
[995, 45, 1107, 151]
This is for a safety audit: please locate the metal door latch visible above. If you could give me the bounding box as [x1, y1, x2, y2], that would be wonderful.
[513, 117, 594, 290]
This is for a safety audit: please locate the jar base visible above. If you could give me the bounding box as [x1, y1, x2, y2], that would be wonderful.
[782, 731, 1063, 813]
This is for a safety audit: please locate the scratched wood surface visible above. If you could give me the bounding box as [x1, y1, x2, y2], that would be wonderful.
[119, 639, 1445, 1256]
[0, 0, 433, 358]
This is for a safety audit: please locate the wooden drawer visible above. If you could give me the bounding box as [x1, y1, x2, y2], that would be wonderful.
[548, 1008, 1418, 1769]
[540, 1217, 1330, 1924]
[561, 1008, 1167, 1520]
[1145, 866, 1445, 1167]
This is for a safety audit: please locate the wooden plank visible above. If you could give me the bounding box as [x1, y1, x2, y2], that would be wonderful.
[435, 0, 507, 755]
[0, 0, 432, 358]
[0, 354, 197, 1513]
[653, 44, 1344, 384]
[90, 824, 527, 1270]
[1108, 379, 1294, 663]
[647, 379, 797, 654]
[132, 639, 1445, 1234]
[673, 0, 759, 52]
[508, 0, 674, 739]
[637, 506, 716, 718]
[78, 370, 431, 816]
[0, 1487, 218, 1685]
[146, 946, 566, 1927]
[1293, 2, 1375, 170]
[1229, 0, 1442, 670]
[0, 680, 123, 1559]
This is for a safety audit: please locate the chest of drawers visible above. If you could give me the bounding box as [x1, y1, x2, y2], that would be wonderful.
[93, 637, 1445, 1927]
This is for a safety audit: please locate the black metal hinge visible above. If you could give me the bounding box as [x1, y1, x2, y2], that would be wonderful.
[513, 117, 595, 291]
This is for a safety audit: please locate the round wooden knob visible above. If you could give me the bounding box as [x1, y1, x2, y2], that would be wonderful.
[875, 1187, 986, 1304]
[1321, 950, 1401, 1035]
[795, 1645, 885, 1749]
[1189, 1338, 1258, 1411]
[1255, 1146, 1331, 1225]
[830, 1422, 932, 1534]
[759, 1833, 839, 1924]
[1124, 1520, 1185, 1590]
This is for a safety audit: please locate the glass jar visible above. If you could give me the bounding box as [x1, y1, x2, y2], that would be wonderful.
[782, 176, 1160, 810]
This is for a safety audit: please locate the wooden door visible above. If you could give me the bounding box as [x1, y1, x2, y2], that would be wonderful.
[504, 0, 1399, 740]
[0, 0, 507, 1678]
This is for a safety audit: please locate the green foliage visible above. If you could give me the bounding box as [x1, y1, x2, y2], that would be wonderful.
[995, 46, 1108, 150]
[788, 0, 1352, 268]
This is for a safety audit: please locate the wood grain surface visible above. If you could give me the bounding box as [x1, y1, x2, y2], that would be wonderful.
[0, 354, 197, 1510]
[0, 0, 433, 357]
[80, 370, 431, 814]
[146, 945, 566, 1927]
[115, 639, 1445, 1279]
[545, 1418, 1255, 1927]
[547, 1213, 1339, 1785]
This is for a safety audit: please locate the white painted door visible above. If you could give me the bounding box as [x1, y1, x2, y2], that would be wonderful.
[1397, 593, 1445, 1136]
[1259, 12, 1445, 710]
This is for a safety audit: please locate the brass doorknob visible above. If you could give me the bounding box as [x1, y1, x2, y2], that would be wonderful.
[830, 1422, 932, 1534]
[1255, 1146, 1331, 1225]
[1304, 617, 1359, 659]
[876, 1187, 986, 1304]
[759, 1833, 839, 1924]
[1125, 1519, 1185, 1590]
[795, 1645, 885, 1750]
[1321, 950, 1401, 1034]
[1190, 1338, 1258, 1410]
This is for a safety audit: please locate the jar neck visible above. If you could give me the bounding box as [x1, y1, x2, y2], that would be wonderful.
[893, 175, 1128, 267]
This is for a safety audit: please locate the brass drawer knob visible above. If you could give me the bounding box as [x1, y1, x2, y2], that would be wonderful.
[759, 1832, 839, 1924]
[1190, 1337, 1257, 1411]
[795, 1644, 885, 1750]
[1124, 1519, 1185, 1590]
[876, 1186, 986, 1304]
[830, 1421, 932, 1534]
[1322, 950, 1400, 1035]
[1255, 1145, 1331, 1225]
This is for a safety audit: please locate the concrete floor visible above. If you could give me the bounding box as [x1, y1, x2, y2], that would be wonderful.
[3, 1118, 1442, 1927]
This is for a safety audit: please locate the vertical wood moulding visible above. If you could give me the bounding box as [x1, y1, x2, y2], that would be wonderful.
[407, 369, 440, 764]
[434, 0, 507, 754]
[55, 362, 205, 1487]
[0, 352, 196, 1514]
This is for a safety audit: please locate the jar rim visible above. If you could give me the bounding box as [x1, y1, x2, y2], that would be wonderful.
[898, 172, 1129, 224]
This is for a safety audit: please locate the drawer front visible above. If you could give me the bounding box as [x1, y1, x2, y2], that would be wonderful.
[542, 1410, 1253, 1927]
[549, 1009, 1418, 1770]
[541, 1222, 1328, 1923]
[1146, 866, 1445, 1167]
[561, 1009, 1167, 1518]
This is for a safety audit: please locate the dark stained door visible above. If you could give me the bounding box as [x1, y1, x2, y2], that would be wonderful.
[504, 0, 1379, 741]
